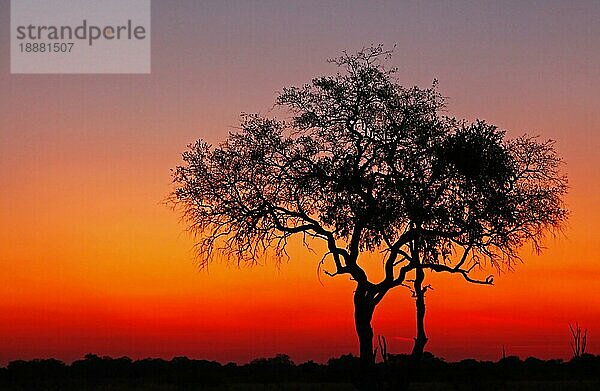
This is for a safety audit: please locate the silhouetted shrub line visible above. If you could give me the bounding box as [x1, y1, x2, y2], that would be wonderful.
[1, 352, 598, 388]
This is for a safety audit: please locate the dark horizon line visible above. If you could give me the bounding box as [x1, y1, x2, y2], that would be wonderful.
[3, 351, 597, 368]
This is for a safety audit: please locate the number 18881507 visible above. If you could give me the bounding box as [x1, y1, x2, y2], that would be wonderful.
[19, 42, 74, 53]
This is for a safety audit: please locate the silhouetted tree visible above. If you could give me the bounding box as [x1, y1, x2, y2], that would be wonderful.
[171, 45, 568, 388]
[407, 128, 568, 363]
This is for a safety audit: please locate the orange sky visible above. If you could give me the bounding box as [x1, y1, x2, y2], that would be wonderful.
[1, 1, 599, 365]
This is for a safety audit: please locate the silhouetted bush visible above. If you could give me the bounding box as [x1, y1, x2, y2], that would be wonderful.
[245, 353, 295, 382]
[327, 353, 360, 381]
[4, 358, 66, 388]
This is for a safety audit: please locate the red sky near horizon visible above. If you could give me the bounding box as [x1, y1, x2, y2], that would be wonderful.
[1, 1, 599, 365]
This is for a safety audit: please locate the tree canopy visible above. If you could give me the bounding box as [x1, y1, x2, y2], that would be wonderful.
[173, 46, 566, 280]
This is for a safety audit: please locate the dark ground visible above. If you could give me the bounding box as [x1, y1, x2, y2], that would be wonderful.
[1, 352, 598, 390]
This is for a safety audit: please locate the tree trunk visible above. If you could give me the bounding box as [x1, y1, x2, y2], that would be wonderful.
[411, 267, 428, 361]
[353, 284, 377, 390]
[354, 285, 375, 365]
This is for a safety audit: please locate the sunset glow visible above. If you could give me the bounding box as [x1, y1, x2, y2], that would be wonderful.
[1, 1, 599, 366]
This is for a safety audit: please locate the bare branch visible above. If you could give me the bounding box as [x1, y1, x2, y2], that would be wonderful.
[424, 263, 494, 285]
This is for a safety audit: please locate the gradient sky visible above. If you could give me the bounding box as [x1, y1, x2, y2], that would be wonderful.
[1, 0, 599, 365]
